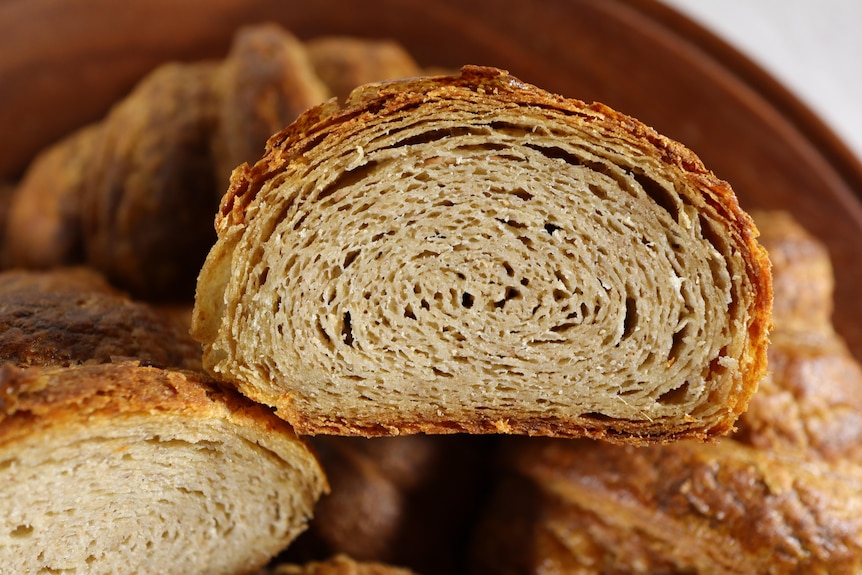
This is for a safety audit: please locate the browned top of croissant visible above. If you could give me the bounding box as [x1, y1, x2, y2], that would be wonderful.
[0, 267, 201, 371]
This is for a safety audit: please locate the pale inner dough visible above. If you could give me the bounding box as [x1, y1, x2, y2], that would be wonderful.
[225, 114, 741, 427]
[0, 416, 317, 575]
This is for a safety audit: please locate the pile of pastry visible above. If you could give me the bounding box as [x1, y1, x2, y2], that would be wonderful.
[2, 22, 860, 575]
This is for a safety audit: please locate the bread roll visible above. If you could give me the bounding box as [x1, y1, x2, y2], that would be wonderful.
[193, 65, 772, 441]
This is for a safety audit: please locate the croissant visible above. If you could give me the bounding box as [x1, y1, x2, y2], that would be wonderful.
[192, 65, 772, 442]
[306, 36, 422, 102]
[213, 23, 330, 192]
[0, 268, 327, 574]
[469, 211, 862, 574]
[267, 555, 418, 575]
[472, 438, 862, 575]
[2, 125, 100, 269]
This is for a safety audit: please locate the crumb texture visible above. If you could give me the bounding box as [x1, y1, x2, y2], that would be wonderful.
[0, 363, 326, 575]
[194, 66, 771, 440]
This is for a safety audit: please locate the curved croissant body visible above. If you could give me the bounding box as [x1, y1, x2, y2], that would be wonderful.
[470, 211, 862, 575]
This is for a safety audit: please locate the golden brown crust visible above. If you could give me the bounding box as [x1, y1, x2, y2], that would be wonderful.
[213, 23, 330, 192]
[198, 65, 772, 442]
[0, 360, 306, 444]
[82, 61, 221, 300]
[2, 125, 100, 269]
[306, 36, 422, 102]
[0, 361, 221, 442]
[218, 66, 744, 232]
[268, 555, 418, 575]
[0, 268, 201, 371]
[473, 438, 862, 575]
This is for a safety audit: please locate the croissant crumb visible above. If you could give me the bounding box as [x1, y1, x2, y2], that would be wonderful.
[192, 65, 772, 442]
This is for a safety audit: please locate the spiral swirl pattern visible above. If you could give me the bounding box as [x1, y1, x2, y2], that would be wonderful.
[193, 66, 771, 441]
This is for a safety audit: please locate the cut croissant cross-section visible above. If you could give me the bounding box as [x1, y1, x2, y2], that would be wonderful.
[0, 362, 327, 575]
[193, 65, 772, 442]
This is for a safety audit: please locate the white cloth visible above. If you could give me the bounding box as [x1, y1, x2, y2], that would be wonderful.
[660, 0, 862, 162]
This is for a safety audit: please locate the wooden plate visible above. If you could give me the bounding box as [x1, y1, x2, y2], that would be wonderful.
[3, 0, 862, 355]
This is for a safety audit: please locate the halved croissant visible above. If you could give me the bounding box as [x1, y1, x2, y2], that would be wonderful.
[193, 65, 772, 442]
[0, 268, 327, 574]
[0, 362, 327, 575]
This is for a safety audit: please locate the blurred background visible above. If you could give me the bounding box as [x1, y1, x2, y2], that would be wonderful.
[663, 0, 862, 161]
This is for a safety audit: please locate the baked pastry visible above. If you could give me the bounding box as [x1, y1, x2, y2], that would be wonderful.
[0, 267, 201, 371]
[472, 438, 862, 575]
[193, 65, 772, 441]
[0, 267, 327, 574]
[0, 180, 15, 257]
[284, 435, 490, 575]
[82, 61, 221, 300]
[267, 555, 418, 575]
[306, 36, 422, 102]
[469, 211, 862, 574]
[2, 125, 100, 269]
[0, 361, 327, 575]
[734, 211, 862, 464]
[749, 210, 834, 338]
[214, 23, 330, 192]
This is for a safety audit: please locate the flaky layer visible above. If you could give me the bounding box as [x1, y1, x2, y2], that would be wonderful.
[0, 363, 327, 575]
[193, 66, 771, 441]
[471, 211, 862, 574]
[472, 438, 862, 575]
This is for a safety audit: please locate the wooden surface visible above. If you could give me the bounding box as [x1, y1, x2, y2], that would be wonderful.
[3, 0, 862, 356]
